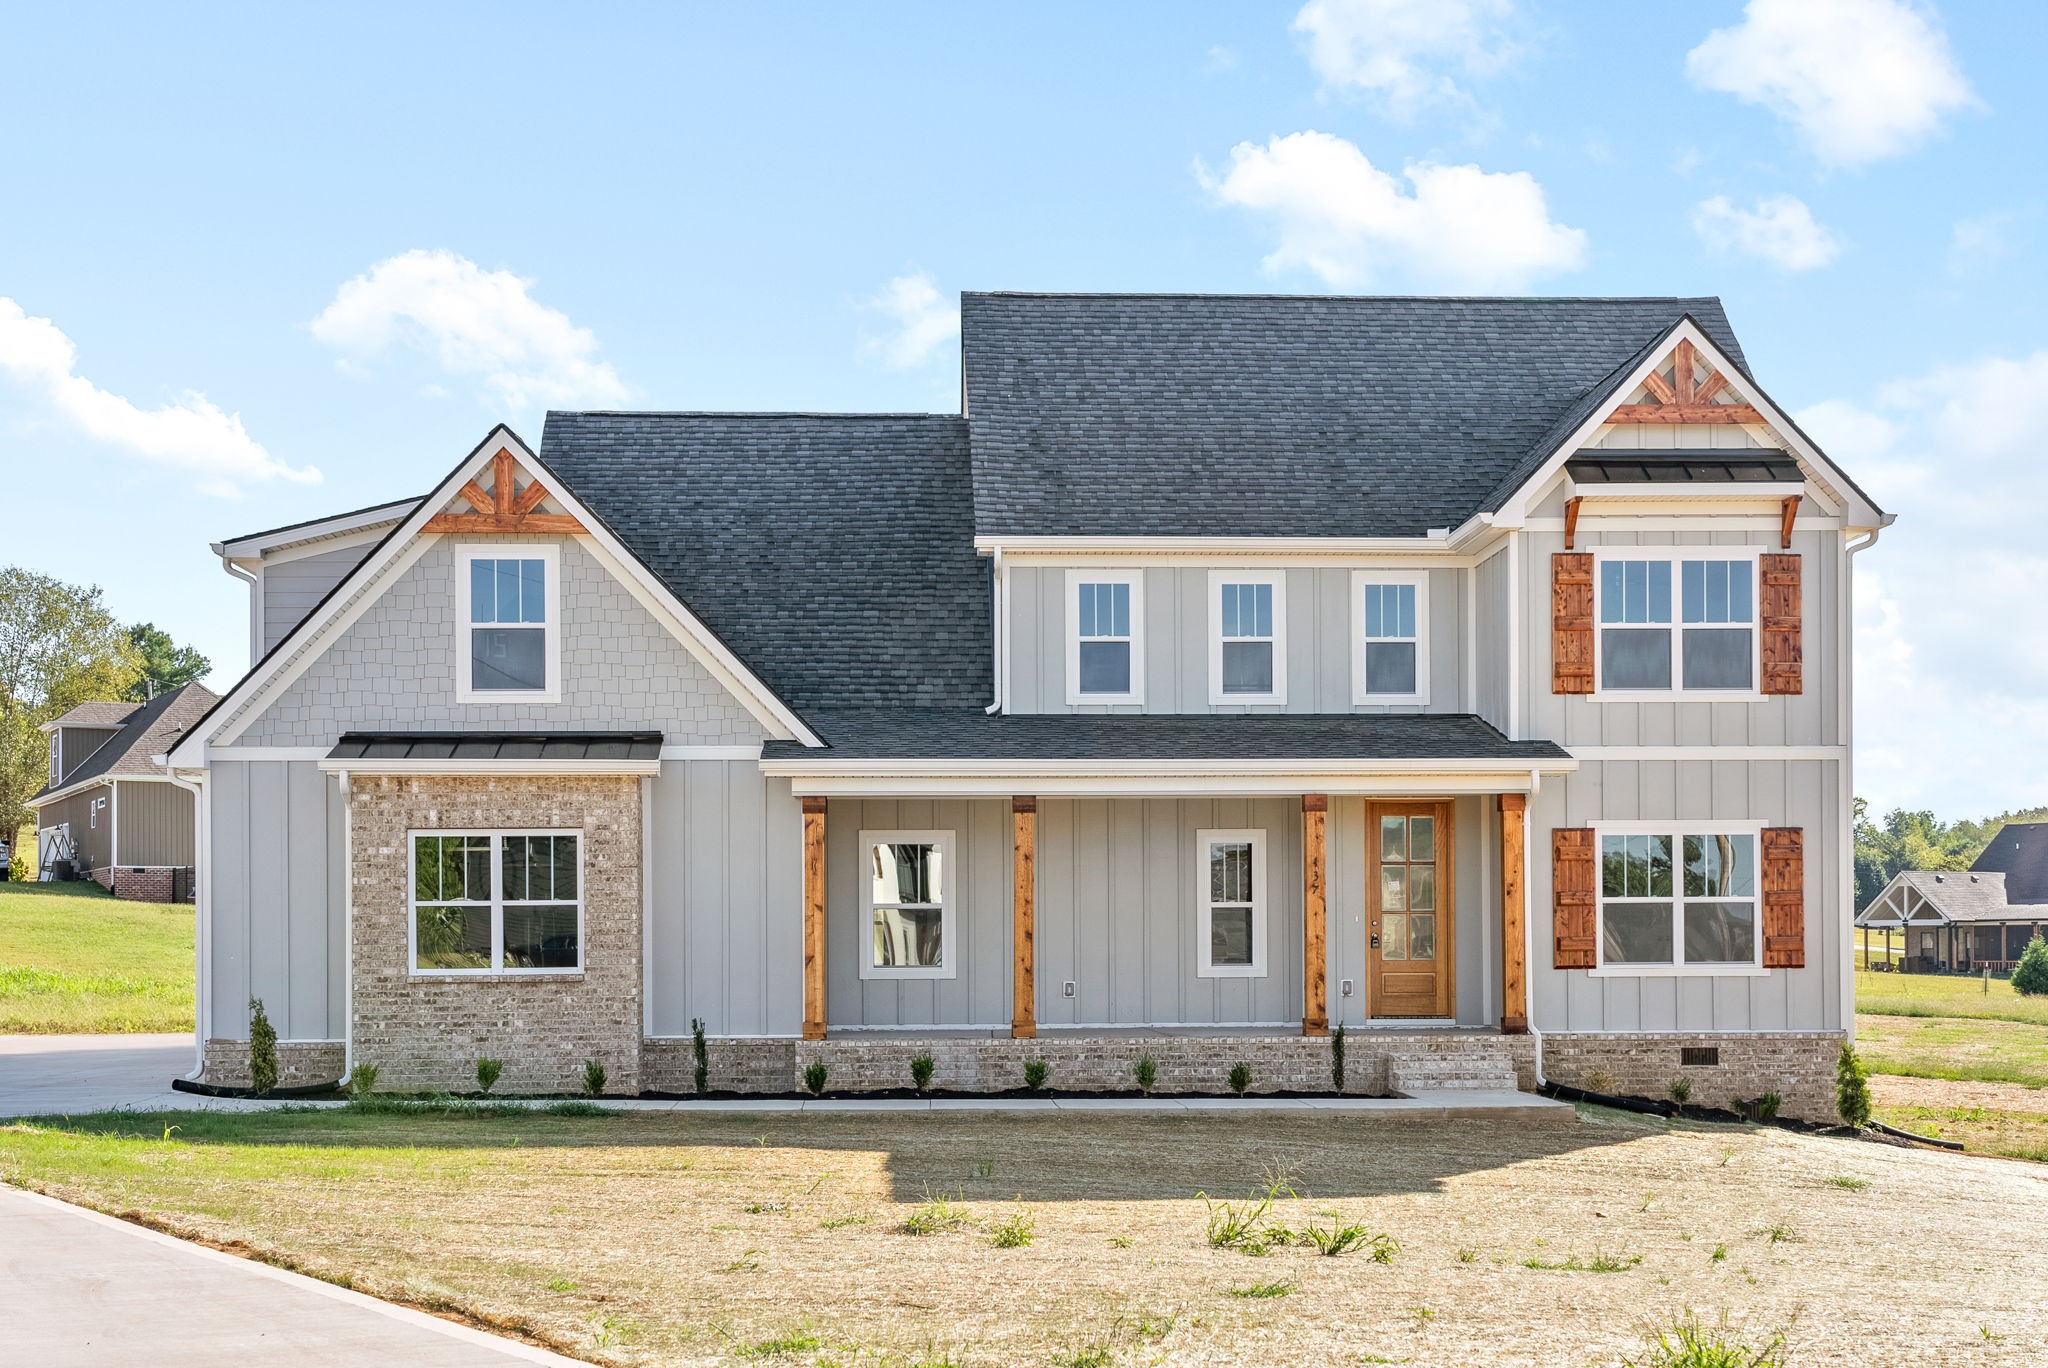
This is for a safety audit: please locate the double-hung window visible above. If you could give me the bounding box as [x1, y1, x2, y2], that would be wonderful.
[1210, 571, 1285, 704]
[861, 830, 955, 979]
[1196, 828, 1267, 977]
[1353, 571, 1429, 703]
[1596, 551, 1757, 695]
[1595, 823, 1763, 974]
[411, 830, 582, 974]
[1067, 570, 1143, 704]
[456, 545, 560, 702]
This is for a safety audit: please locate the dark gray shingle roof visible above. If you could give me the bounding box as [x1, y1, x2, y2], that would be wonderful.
[763, 709, 1568, 763]
[539, 413, 991, 713]
[47, 701, 142, 729]
[1973, 821, 2048, 904]
[962, 293, 1746, 538]
[30, 683, 219, 802]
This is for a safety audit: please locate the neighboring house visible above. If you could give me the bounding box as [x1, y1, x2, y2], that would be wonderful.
[28, 685, 218, 900]
[1856, 822, 2048, 973]
[166, 293, 1889, 1118]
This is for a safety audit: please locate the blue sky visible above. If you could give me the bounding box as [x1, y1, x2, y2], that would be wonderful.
[2, 1, 2041, 817]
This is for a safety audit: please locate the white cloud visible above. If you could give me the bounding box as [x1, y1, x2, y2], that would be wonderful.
[859, 271, 960, 369]
[1947, 210, 2022, 276]
[1799, 351, 2048, 814]
[1198, 130, 1587, 291]
[1293, 0, 1520, 118]
[1692, 194, 1841, 271]
[309, 249, 629, 409]
[0, 297, 318, 497]
[1686, 0, 1978, 167]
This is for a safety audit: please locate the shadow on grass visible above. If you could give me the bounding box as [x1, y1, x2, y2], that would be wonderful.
[4, 1101, 1660, 1203]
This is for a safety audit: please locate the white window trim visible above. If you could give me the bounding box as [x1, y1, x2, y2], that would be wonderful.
[1590, 546, 1764, 702]
[858, 829, 957, 981]
[407, 828, 585, 977]
[1065, 568, 1145, 705]
[90, 796, 106, 829]
[1195, 827, 1268, 979]
[48, 733, 59, 786]
[454, 543, 563, 705]
[1588, 819, 1769, 977]
[1351, 569, 1430, 705]
[1208, 570, 1287, 706]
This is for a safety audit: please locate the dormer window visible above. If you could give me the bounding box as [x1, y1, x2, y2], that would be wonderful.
[456, 545, 560, 702]
[1067, 570, 1144, 704]
[1210, 571, 1286, 705]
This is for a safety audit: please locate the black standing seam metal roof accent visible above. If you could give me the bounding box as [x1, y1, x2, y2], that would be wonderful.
[327, 732, 665, 762]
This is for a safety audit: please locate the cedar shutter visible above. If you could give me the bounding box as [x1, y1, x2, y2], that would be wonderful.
[1552, 553, 1595, 694]
[1760, 553, 1802, 695]
[1761, 827, 1805, 968]
[1553, 827, 1597, 968]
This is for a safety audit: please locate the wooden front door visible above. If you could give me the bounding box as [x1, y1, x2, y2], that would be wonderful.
[1367, 802, 1454, 1018]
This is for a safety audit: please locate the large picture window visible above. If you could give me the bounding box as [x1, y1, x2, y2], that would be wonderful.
[1067, 569, 1144, 703]
[1595, 823, 1762, 974]
[1209, 571, 1286, 704]
[410, 830, 582, 974]
[1596, 551, 1758, 695]
[1353, 571, 1429, 703]
[860, 830, 956, 979]
[456, 544, 560, 701]
[1196, 828, 1267, 978]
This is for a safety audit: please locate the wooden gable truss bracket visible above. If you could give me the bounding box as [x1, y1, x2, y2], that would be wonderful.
[1604, 338, 1765, 426]
[1780, 494, 1801, 549]
[422, 448, 587, 535]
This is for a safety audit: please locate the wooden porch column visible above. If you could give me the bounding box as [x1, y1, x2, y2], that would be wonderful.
[1302, 794, 1329, 1037]
[1499, 793, 1529, 1034]
[1011, 796, 1037, 1038]
[801, 796, 827, 1041]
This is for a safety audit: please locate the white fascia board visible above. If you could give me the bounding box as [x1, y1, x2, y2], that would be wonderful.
[213, 498, 421, 560]
[171, 424, 819, 765]
[975, 534, 1461, 562]
[316, 758, 662, 777]
[781, 770, 1565, 798]
[25, 776, 113, 809]
[1490, 318, 1886, 533]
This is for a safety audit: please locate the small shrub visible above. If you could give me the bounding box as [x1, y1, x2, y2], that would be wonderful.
[1619, 1312, 1786, 1368]
[1824, 1175, 1870, 1191]
[986, 1203, 1035, 1248]
[475, 1057, 503, 1094]
[903, 1188, 973, 1236]
[737, 1328, 822, 1358]
[803, 1061, 828, 1096]
[1228, 1278, 1293, 1299]
[345, 1061, 379, 1099]
[1330, 1023, 1347, 1091]
[1757, 1091, 1781, 1121]
[691, 1016, 710, 1094]
[582, 1058, 607, 1097]
[1836, 1042, 1872, 1129]
[2011, 935, 2048, 997]
[910, 1052, 936, 1093]
[1134, 1055, 1157, 1094]
[1228, 1061, 1253, 1095]
[247, 998, 279, 1096]
[1024, 1058, 1049, 1091]
[1668, 1076, 1692, 1106]
[1585, 1066, 1618, 1094]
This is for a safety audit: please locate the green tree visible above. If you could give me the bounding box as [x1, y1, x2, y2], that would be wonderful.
[0, 568, 142, 840]
[2013, 936, 2048, 998]
[1850, 800, 2048, 910]
[124, 622, 210, 701]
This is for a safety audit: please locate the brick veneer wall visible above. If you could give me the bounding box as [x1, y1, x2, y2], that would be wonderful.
[202, 1038, 346, 1088]
[641, 1037, 799, 1094]
[348, 774, 643, 1094]
[1540, 1031, 1844, 1122]
[110, 867, 176, 903]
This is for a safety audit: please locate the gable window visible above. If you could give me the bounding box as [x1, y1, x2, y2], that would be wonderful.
[1353, 571, 1429, 703]
[1596, 551, 1757, 695]
[1197, 828, 1267, 977]
[48, 734, 59, 786]
[861, 830, 955, 979]
[456, 545, 560, 702]
[1210, 571, 1286, 704]
[410, 830, 582, 974]
[1067, 570, 1144, 704]
[1594, 823, 1763, 975]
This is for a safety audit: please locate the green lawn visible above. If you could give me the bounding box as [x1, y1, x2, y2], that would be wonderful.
[1855, 1013, 2048, 1088]
[0, 881, 193, 1033]
[1854, 967, 2048, 1026]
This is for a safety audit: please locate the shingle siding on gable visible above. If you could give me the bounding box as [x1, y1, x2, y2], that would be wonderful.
[237, 535, 764, 747]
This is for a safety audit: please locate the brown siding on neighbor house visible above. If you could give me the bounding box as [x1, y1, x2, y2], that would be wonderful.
[111, 779, 195, 866]
[36, 784, 114, 872]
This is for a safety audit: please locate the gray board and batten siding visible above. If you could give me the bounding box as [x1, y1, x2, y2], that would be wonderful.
[260, 543, 382, 659]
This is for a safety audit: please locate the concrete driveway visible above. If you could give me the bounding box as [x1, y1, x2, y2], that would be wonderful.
[0, 1186, 589, 1366]
[0, 1034, 200, 1116]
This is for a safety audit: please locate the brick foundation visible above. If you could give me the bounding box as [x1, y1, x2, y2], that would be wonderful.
[202, 1038, 347, 1089]
[641, 1037, 799, 1093]
[347, 774, 644, 1094]
[1539, 1031, 1844, 1122]
[89, 866, 114, 891]
[109, 867, 177, 902]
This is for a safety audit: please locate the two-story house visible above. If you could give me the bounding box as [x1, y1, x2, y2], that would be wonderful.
[165, 293, 1888, 1117]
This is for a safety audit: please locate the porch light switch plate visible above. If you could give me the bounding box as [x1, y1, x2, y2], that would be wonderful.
[1341, 978, 1355, 997]
[1062, 981, 1076, 998]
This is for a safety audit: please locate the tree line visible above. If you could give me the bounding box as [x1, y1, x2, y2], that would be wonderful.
[1854, 799, 2048, 910]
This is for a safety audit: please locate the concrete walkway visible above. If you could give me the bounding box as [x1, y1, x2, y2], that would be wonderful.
[0, 1035, 1571, 1120]
[0, 1185, 590, 1366]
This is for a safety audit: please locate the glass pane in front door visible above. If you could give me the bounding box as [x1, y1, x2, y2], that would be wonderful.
[1370, 807, 1448, 1017]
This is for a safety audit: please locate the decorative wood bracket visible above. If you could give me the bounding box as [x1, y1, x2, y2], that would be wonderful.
[422, 449, 586, 535]
[1604, 338, 1763, 426]
[1780, 494, 1801, 549]
[1563, 495, 1583, 551]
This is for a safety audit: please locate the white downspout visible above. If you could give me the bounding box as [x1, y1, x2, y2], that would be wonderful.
[985, 545, 1006, 715]
[166, 767, 207, 1081]
[220, 558, 260, 668]
[1524, 768, 1545, 1088]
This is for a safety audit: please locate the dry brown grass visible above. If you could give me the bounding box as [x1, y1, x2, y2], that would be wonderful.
[4, 1104, 2048, 1366]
